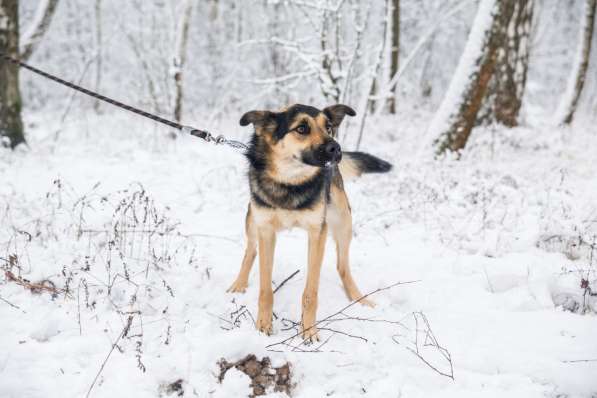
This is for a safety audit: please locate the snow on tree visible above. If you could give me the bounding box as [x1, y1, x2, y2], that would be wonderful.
[555, 0, 596, 125]
[427, 0, 510, 155]
[482, 0, 534, 127]
[0, 0, 25, 148]
[427, 0, 536, 156]
[20, 0, 60, 61]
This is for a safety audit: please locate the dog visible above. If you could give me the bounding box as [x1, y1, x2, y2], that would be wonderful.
[227, 103, 392, 341]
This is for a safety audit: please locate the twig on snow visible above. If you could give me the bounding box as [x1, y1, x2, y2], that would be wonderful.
[0, 295, 26, 313]
[267, 280, 420, 350]
[274, 270, 300, 294]
[4, 271, 68, 298]
[562, 358, 597, 363]
[86, 315, 133, 398]
[392, 311, 454, 380]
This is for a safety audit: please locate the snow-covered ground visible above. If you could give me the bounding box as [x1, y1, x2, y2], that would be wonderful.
[1, 109, 596, 397]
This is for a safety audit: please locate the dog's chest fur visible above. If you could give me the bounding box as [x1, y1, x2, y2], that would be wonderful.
[248, 167, 329, 210]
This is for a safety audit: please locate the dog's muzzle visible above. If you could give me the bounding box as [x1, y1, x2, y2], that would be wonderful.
[301, 139, 342, 167]
[324, 141, 342, 165]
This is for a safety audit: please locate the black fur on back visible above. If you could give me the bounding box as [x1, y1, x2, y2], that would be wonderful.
[345, 151, 392, 173]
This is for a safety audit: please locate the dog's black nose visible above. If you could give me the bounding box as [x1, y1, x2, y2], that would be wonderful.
[325, 141, 342, 163]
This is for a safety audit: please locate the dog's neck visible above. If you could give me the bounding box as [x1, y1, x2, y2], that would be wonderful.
[267, 154, 320, 185]
[246, 134, 330, 210]
[245, 133, 320, 185]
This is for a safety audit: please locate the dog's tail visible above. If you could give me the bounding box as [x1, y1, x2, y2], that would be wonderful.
[338, 151, 392, 179]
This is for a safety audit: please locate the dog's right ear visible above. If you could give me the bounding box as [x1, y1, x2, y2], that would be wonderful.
[239, 110, 279, 136]
[240, 110, 275, 127]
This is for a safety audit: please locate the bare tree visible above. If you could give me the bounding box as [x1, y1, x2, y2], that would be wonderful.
[172, 0, 193, 124]
[388, 0, 399, 114]
[0, 0, 25, 148]
[556, 0, 596, 125]
[483, 0, 534, 126]
[20, 0, 60, 61]
[428, 0, 521, 156]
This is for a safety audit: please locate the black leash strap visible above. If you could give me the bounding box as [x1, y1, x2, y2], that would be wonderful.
[0, 52, 248, 151]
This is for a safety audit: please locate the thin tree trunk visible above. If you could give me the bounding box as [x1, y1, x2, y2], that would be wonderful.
[388, 0, 399, 114]
[172, 0, 193, 124]
[20, 0, 60, 61]
[0, 0, 25, 148]
[556, 0, 596, 125]
[356, 0, 390, 149]
[93, 0, 102, 112]
[428, 0, 513, 156]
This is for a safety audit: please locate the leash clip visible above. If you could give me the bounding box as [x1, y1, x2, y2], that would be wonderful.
[183, 125, 212, 142]
[183, 125, 247, 152]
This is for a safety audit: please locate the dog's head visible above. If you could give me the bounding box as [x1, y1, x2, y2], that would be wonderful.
[240, 104, 355, 168]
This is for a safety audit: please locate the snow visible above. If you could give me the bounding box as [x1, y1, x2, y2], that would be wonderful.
[1, 108, 596, 398]
[213, 368, 252, 398]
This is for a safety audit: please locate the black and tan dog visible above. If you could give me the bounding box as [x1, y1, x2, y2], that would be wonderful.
[227, 103, 391, 341]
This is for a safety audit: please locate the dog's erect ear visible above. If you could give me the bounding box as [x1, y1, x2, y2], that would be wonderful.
[323, 104, 356, 127]
[240, 110, 274, 126]
[239, 110, 279, 135]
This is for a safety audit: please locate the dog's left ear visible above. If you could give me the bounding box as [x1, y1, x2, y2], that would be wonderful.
[323, 104, 356, 127]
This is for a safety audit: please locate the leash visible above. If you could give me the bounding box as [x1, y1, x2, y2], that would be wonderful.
[0, 52, 248, 151]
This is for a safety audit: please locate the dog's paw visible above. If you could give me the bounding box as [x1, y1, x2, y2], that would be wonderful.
[226, 280, 248, 293]
[358, 297, 376, 308]
[256, 317, 273, 335]
[347, 293, 376, 307]
[301, 324, 320, 344]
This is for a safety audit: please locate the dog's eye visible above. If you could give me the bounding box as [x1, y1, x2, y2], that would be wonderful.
[296, 124, 309, 135]
[326, 124, 333, 134]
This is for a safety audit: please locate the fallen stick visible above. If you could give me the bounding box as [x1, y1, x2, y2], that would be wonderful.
[86, 315, 133, 398]
[4, 271, 66, 297]
[267, 279, 420, 350]
[274, 270, 300, 294]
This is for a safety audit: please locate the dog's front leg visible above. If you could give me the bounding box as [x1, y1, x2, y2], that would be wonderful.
[227, 205, 257, 293]
[256, 226, 276, 335]
[301, 223, 328, 342]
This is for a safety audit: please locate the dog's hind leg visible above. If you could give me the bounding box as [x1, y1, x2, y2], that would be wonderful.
[301, 223, 328, 342]
[331, 205, 375, 307]
[227, 205, 257, 293]
[256, 226, 276, 335]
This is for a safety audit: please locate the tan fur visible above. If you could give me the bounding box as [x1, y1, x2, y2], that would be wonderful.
[228, 104, 372, 342]
[338, 155, 364, 180]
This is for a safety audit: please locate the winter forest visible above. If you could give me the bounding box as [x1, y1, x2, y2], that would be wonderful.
[1, 0, 596, 397]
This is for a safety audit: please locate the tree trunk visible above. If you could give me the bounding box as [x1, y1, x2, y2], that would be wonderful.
[172, 0, 193, 124]
[0, 0, 25, 148]
[93, 0, 102, 112]
[388, 0, 399, 114]
[556, 0, 596, 125]
[20, 0, 60, 61]
[428, 0, 513, 156]
[484, 0, 533, 127]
